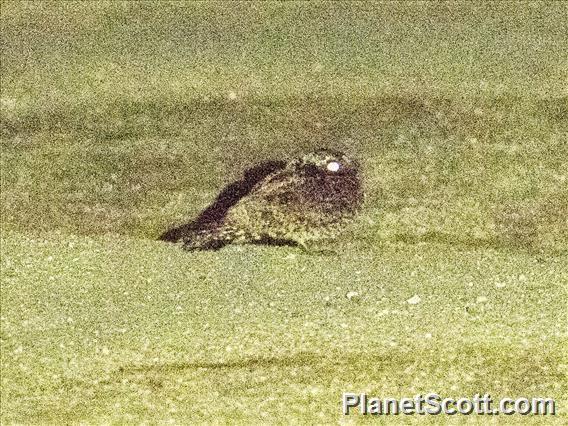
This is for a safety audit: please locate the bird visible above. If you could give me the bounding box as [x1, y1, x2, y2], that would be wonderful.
[161, 149, 364, 251]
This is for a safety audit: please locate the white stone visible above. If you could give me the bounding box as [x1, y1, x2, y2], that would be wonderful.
[407, 295, 421, 305]
[346, 291, 359, 300]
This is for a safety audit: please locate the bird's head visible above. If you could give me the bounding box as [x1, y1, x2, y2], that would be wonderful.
[293, 149, 359, 177]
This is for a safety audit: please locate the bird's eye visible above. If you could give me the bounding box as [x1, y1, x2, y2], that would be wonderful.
[326, 161, 341, 172]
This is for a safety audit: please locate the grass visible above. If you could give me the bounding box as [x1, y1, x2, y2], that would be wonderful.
[2, 232, 566, 423]
[1, 1, 567, 423]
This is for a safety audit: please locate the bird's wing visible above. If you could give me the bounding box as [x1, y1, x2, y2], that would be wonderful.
[245, 168, 300, 202]
[222, 168, 303, 229]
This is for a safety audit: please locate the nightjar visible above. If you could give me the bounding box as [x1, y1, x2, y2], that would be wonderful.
[162, 149, 363, 250]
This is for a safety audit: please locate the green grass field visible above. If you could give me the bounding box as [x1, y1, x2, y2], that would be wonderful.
[1, 2, 567, 423]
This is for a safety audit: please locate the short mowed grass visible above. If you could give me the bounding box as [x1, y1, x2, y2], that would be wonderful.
[1, 2, 567, 424]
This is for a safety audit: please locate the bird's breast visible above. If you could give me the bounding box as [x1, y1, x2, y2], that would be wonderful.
[300, 173, 363, 214]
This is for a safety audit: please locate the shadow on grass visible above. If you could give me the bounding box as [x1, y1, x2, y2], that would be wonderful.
[18, 343, 566, 423]
[3, 94, 443, 139]
[392, 231, 499, 249]
[6, 93, 560, 141]
[118, 352, 321, 374]
[390, 230, 567, 255]
[110, 343, 565, 395]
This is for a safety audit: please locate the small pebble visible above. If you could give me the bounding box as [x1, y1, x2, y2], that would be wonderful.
[407, 295, 421, 305]
[346, 291, 359, 300]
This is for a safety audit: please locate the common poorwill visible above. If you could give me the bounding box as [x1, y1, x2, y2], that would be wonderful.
[162, 149, 363, 250]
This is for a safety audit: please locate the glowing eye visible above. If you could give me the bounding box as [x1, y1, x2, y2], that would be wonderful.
[326, 161, 341, 172]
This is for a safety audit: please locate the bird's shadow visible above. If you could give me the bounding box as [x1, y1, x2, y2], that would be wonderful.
[159, 160, 287, 243]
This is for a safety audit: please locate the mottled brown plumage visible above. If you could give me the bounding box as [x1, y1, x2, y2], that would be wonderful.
[163, 149, 363, 250]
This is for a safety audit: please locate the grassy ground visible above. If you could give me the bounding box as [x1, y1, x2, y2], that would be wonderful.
[2, 232, 566, 423]
[1, 2, 567, 423]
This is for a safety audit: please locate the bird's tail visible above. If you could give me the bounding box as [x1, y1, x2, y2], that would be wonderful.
[160, 220, 238, 251]
[181, 226, 236, 251]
